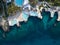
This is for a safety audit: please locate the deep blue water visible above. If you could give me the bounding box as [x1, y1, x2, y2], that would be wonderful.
[0, 10, 60, 45]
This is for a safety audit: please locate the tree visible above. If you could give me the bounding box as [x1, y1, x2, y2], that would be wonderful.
[7, 3, 22, 16]
[29, 0, 38, 7]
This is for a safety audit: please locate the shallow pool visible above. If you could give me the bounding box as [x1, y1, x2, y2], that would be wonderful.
[14, 0, 24, 7]
[29, 11, 38, 16]
[11, 19, 17, 26]
[22, 12, 29, 20]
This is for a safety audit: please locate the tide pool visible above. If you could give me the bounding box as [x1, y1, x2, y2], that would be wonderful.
[11, 19, 17, 26]
[29, 11, 38, 16]
[14, 0, 24, 7]
[22, 11, 29, 21]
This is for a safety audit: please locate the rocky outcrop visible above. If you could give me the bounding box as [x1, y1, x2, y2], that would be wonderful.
[0, 17, 9, 32]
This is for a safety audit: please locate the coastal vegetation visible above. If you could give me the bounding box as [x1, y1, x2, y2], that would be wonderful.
[7, 3, 22, 16]
[0, 0, 22, 17]
[29, 0, 38, 7]
[39, 0, 60, 6]
[48, 0, 60, 6]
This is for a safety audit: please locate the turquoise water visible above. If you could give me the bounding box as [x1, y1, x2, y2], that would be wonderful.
[14, 0, 24, 7]
[0, 10, 60, 45]
[29, 11, 38, 16]
[22, 11, 29, 20]
[11, 20, 17, 26]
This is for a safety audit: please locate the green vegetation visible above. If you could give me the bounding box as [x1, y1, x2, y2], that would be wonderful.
[49, 0, 60, 6]
[53, 0, 60, 6]
[7, 3, 22, 16]
[39, 0, 60, 6]
[0, 0, 22, 18]
[29, 0, 60, 7]
[29, 0, 38, 7]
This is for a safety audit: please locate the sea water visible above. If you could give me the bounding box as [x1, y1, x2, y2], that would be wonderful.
[0, 11, 60, 45]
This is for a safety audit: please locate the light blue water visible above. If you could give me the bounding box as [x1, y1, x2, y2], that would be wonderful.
[11, 20, 17, 26]
[29, 11, 38, 16]
[14, 0, 24, 7]
[22, 11, 29, 20]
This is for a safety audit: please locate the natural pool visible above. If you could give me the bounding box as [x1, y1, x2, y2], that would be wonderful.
[0, 10, 60, 45]
[29, 11, 38, 16]
[22, 11, 29, 21]
[14, 0, 24, 7]
[11, 20, 17, 26]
